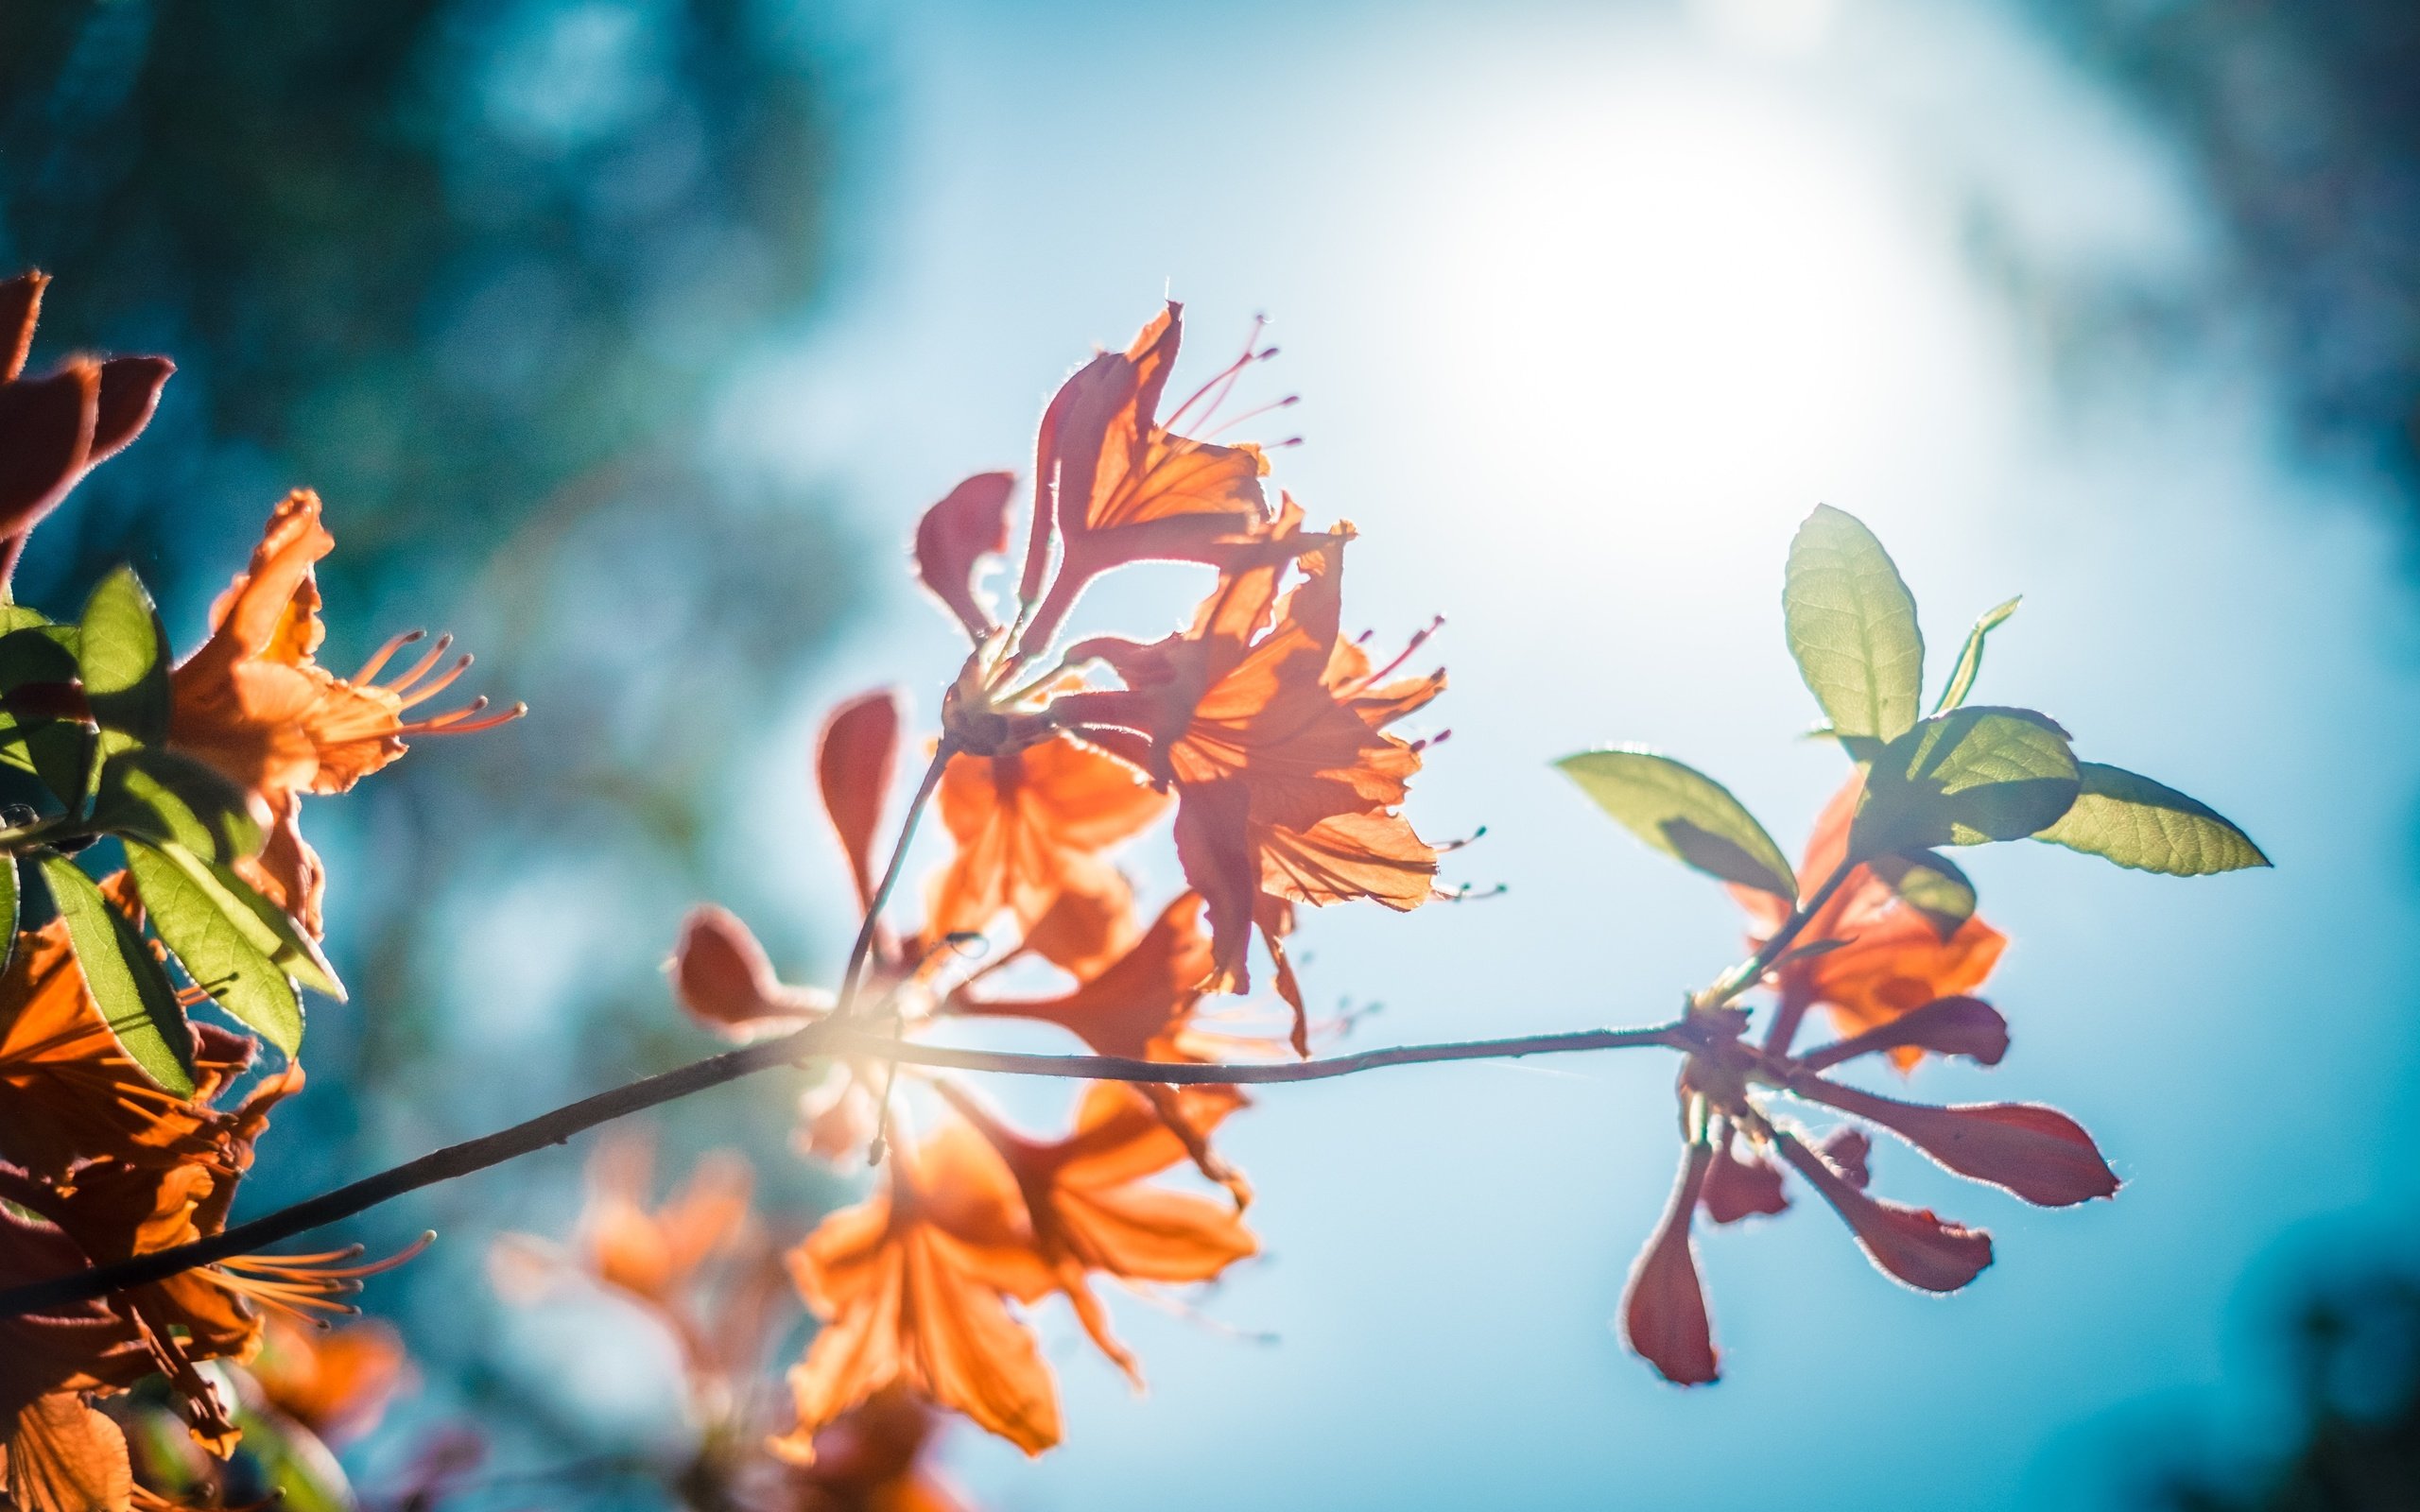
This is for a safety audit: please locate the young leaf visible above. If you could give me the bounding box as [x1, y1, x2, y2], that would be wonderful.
[1555, 747, 1797, 901]
[150, 841, 345, 1001]
[1932, 596, 2020, 714]
[125, 840, 302, 1057]
[1784, 506, 1925, 746]
[1866, 850, 1978, 939]
[2033, 762, 2269, 875]
[0, 853, 17, 981]
[92, 747, 263, 862]
[78, 566, 172, 746]
[36, 852, 196, 1095]
[1850, 706, 2081, 862]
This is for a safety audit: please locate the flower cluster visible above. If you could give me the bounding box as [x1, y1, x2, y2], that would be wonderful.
[670, 304, 1449, 1455]
[0, 271, 517, 1511]
[493, 1134, 977, 1511]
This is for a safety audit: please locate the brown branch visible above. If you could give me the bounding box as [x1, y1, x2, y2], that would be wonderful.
[0, 1018, 1682, 1316]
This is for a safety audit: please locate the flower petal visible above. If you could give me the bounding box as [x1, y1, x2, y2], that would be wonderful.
[817, 691, 904, 911]
[1622, 1144, 1720, 1385]
[1776, 1132, 1993, 1293]
[0, 361, 96, 536]
[914, 471, 1014, 640]
[1701, 1140, 1789, 1225]
[1795, 1081, 2119, 1208]
[1794, 995, 2011, 1072]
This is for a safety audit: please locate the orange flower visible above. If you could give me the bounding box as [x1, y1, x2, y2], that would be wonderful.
[951, 893, 1253, 1200]
[939, 1082, 1256, 1384]
[0, 270, 172, 551]
[1013, 303, 1277, 651]
[246, 1314, 410, 1446]
[169, 490, 522, 936]
[777, 1122, 1059, 1459]
[924, 732, 1167, 975]
[0, 901, 257, 1179]
[1737, 773, 2006, 1059]
[780, 1385, 975, 1512]
[1, 1393, 133, 1512]
[1060, 520, 1440, 1040]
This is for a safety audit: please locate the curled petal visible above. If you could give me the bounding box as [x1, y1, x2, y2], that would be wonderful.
[671, 905, 828, 1040]
[1622, 1144, 1720, 1385]
[1701, 1140, 1789, 1225]
[0, 361, 96, 535]
[915, 471, 1014, 639]
[1172, 777, 1258, 996]
[818, 691, 904, 910]
[1, 269, 44, 381]
[1795, 1081, 2119, 1208]
[1775, 1132, 1993, 1294]
[89, 355, 172, 467]
[1795, 995, 2010, 1073]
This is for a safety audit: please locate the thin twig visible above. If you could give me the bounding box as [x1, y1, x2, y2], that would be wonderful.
[836, 745, 951, 1015]
[0, 1019, 1681, 1317]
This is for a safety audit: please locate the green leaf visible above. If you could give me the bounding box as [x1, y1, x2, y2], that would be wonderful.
[0, 604, 47, 635]
[1850, 705, 2082, 861]
[0, 625, 78, 693]
[151, 841, 345, 1001]
[1867, 849, 1978, 939]
[126, 840, 302, 1056]
[0, 854, 16, 981]
[1932, 596, 2020, 714]
[36, 852, 195, 1095]
[92, 747, 262, 862]
[1555, 747, 1797, 900]
[2033, 762, 2269, 875]
[78, 566, 172, 746]
[1784, 506, 1926, 745]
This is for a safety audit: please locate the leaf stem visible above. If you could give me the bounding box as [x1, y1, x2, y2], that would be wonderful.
[0, 1018, 1683, 1317]
[1702, 863, 1852, 1010]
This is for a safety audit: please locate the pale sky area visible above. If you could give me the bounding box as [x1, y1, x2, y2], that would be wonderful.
[474, 1, 2420, 1505]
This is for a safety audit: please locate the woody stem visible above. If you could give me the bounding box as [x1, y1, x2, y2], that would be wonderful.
[0, 1019, 1685, 1317]
[836, 744, 952, 1016]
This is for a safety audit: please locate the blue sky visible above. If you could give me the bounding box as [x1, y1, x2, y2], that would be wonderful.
[481, 1, 2420, 1505]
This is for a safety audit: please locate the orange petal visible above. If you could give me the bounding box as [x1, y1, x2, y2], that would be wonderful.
[6, 1395, 133, 1512]
[1, 270, 46, 383]
[0, 362, 96, 536]
[914, 472, 1014, 640]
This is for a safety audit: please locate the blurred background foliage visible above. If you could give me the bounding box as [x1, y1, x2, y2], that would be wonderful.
[0, 0, 871, 1476]
[6, 0, 2420, 1503]
[2017, 0, 2420, 507]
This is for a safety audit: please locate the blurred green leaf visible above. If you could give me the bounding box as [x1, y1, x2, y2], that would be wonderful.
[151, 842, 344, 1002]
[1933, 596, 2021, 714]
[232, 1409, 353, 1512]
[93, 748, 261, 862]
[127, 840, 302, 1057]
[0, 855, 16, 981]
[1868, 849, 1979, 939]
[1850, 706, 2082, 860]
[2034, 762, 2270, 875]
[37, 852, 194, 1095]
[1784, 505, 1926, 746]
[1555, 747, 1797, 900]
[78, 566, 171, 746]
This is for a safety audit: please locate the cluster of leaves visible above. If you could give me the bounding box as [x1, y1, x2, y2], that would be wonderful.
[0, 569, 340, 1089]
[1561, 504, 2264, 1383]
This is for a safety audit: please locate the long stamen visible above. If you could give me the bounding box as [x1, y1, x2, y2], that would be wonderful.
[381, 633, 455, 695]
[398, 697, 527, 737]
[395, 652, 474, 709]
[350, 628, 426, 684]
[1162, 317, 1270, 431]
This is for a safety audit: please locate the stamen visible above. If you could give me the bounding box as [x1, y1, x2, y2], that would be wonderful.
[382, 633, 455, 695]
[1435, 825, 1488, 853]
[1163, 315, 1271, 432]
[399, 699, 527, 738]
[1435, 882, 1508, 902]
[1409, 728, 1452, 752]
[210, 1230, 435, 1319]
[395, 653, 474, 709]
[351, 628, 426, 684]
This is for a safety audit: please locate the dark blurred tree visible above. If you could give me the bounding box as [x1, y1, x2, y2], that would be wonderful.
[2135, 1265, 2420, 1510]
[0, 0, 867, 1230]
[2025, 0, 2420, 501]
